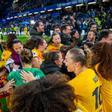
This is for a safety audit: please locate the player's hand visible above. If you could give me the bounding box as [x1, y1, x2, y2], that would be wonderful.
[3, 79, 15, 92]
[20, 71, 36, 82]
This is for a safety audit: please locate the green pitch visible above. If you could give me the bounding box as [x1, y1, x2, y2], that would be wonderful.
[2, 35, 29, 44]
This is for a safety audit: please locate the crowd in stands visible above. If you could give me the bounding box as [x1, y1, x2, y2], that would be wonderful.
[0, 4, 112, 112]
[10, 0, 75, 16]
[0, 5, 112, 37]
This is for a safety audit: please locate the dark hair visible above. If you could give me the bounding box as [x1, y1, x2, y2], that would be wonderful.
[25, 38, 44, 50]
[12, 39, 22, 45]
[33, 21, 44, 30]
[98, 29, 109, 41]
[53, 25, 60, 31]
[7, 34, 17, 49]
[1, 42, 8, 50]
[43, 51, 60, 62]
[12, 74, 76, 112]
[21, 49, 33, 64]
[91, 42, 112, 80]
[86, 30, 96, 43]
[60, 46, 71, 58]
[109, 30, 112, 35]
[61, 24, 70, 31]
[68, 48, 86, 66]
[71, 30, 78, 36]
[89, 22, 96, 28]
[87, 30, 95, 35]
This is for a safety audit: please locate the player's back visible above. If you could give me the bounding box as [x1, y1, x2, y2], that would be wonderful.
[95, 64, 112, 112]
[98, 74, 112, 112]
[68, 68, 102, 112]
[7, 68, 45, 86]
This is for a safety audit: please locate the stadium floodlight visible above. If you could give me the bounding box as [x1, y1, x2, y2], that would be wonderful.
[34, 12, 39, 14]
[19, 15, 22, 17]
[9, 32, 13, 34]
[88, 2, 96, 4]
[7, 17, 10, 20]
[23, 14, 27, 16]
[48, 9, 53, 12]
[65, 6, 72, 9]
[14, 16, 18, 18]
[13, 0, 19, 3]
[40, 10, 45, 13]
[103, 0, 109, 2]
[28, 13, 33, 16]
[30, 20, 35, 25]
[76, 4, 83, 7]
[56, 8, 62, 10]
[10, 17, 13, 19]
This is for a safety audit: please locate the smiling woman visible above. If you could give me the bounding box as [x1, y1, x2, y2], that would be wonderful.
[65, 48, 102, 112]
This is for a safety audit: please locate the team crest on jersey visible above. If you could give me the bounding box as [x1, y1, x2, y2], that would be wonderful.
[93, 76, 98, 83]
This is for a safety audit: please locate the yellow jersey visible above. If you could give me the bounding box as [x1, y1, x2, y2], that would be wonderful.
[24, 27, 28, 33]
[47, 43, 63, 52]
[0, 61, 6, 67]
[1, 50, 11, 61]
[95, 65, 112, 112]
[32, 48, 43, 64]
[68, 69, 102, 112]
[0, 50, 12, 67]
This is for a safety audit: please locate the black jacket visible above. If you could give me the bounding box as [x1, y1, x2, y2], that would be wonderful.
[61, 33, 72, 46]
[41, 61, 75, 79]
[30, 28, 43, 39]
[40, 61, 61, 75]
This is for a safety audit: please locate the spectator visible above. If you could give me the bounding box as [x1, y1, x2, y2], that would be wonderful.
[82, 30, 96, 48]
[98, 29, 109, 42]
[89, 23, 99, 40]
[61, 24, 72, 46]
[30, 21, 45, 39]
[98, 30, 112, 44]
[71, 30, 81, 47]
[53, 25, 61, 34]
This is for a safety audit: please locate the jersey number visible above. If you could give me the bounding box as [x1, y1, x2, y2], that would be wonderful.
[92, 87, 102, 109]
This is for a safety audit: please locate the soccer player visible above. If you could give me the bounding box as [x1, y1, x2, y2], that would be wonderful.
[11, 74, 76, 112]
[91, 42, 112, 112]
[47, 33, 63, 52]
[64, 48, 102, 112]
[7, 49, 45, 87]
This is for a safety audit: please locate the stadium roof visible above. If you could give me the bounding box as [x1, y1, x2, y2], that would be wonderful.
[0, 0, 13, 18]
[0, 0, 110, 19]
